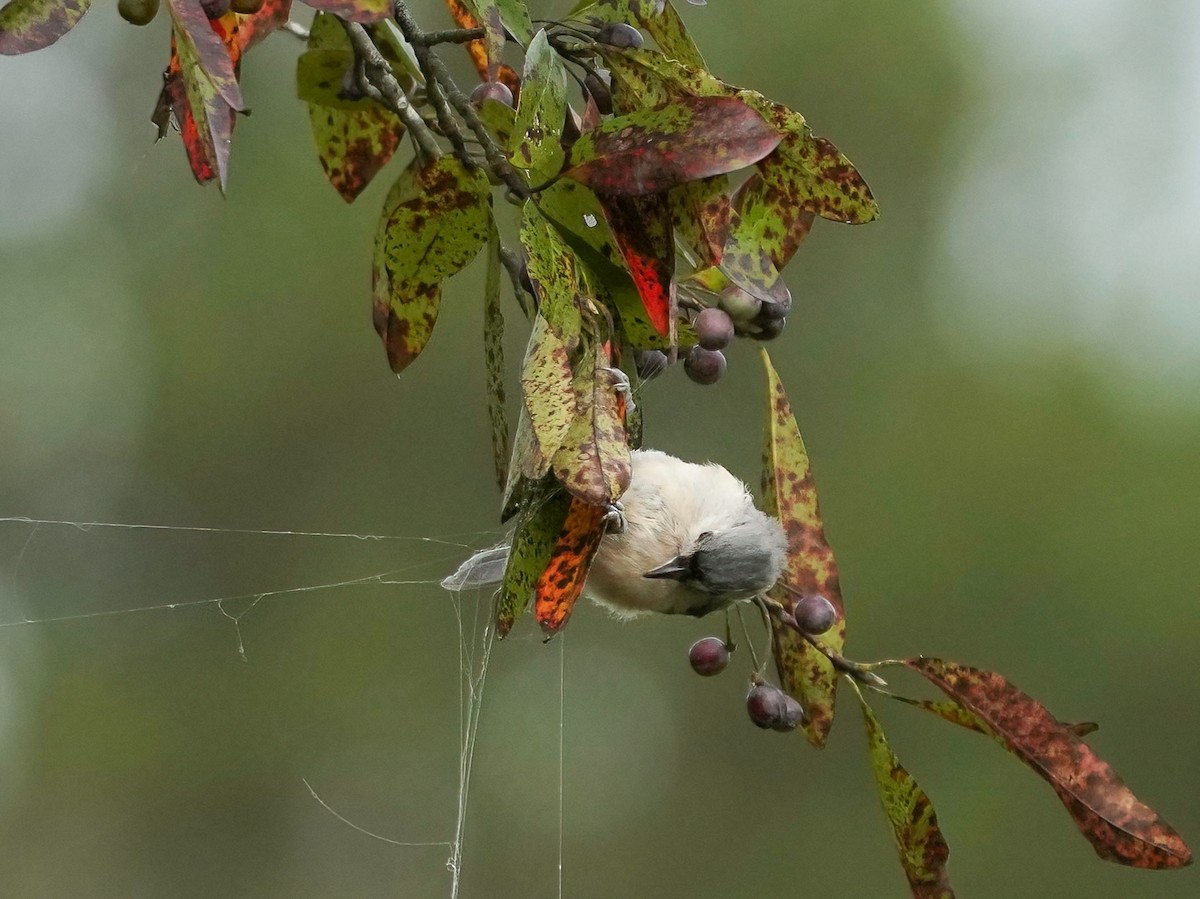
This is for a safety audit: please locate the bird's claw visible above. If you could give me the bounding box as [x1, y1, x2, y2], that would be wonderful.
[602, 501, 627, 534]
[607, 367, 635, 415]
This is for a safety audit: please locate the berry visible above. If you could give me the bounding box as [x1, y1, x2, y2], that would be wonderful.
[755, 289, 792, 323]
[718, 286, 762, 322]
[634, 349, 669, 380]
[231, 0, 266, 12]
[200, 0, 230, 17]
[596, 23, 644, 49]
[683, 346, 726, 385]
[694, 307, 734, 350]
[746, 683, 789, 729]
[470, 81, 515, 109]
[119, 0, 159, 25]
[748, 316, 786, 341]
[793, 594, 837, 635]
[773, 695, 807, 732]
[688, 637, 730, 676]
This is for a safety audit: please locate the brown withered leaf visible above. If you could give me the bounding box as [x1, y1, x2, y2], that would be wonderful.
[905, 657, 1193, 870]
[0, 0, 90, 55]
[761, 349, 845, 747]
[534, 496, 607, 635]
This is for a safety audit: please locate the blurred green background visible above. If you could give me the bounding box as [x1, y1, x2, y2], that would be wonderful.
[1, 1, 1198, 897]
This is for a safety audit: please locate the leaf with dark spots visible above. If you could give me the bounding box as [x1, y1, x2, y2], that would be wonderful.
[497, 483, 572, 637]
[565, 95, 781, 196]
[571, 0, 703, 69]
[0, 0, 90, 55]
[534, 496, 607, 634]
[502, 406, 546, 520]
[761, 350, 845, 747]
[552, 340, 632, 505]
[166, 0, 244, 112]
[483, 224, 509, 491]
[519, 201, 584, 344]
[721, 164, 814, 289]
[466, 0, 534, 79]
[520, 313, 577, 466]
[852, 683, 956, 899]
[299, 0, 389, 22]
[297, 13, 404, 202]
[597, 192, 675, 339]
[372, 156, 491, 374]
[904, 657, 1193, 870]
[511, 29, 567, 183]
[670, 176, 731, 267]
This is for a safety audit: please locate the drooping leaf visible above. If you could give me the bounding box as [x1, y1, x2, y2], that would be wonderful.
[502, 406, 544, 519]
[296, 13, 404, 202]
[534, 496, 607, 634]
[519, 313, 577, 464]
[0, 0, 89, 55]
[564, 95, 781, 196]
[371, 156, 491, 373]
[298, 0, 389, 22]
[852, 682, 956, 899]
[761, 349, 845, 747]
[166, 0, 245, 112]
[903, 657, 1193, 870]
[670, 175, 731, 267]
[519, 201, 583, 344]
[483, 223, 509, 490]
[552, 340, 632, 505]
[164, 28, 237, 189]
[601, 49, 878, 224]
[443, 0, 521, 92]
[599, 192, 675, 340]
[510, 28, 568, 183]
[497, 483, 572, 637]
[571, 0, 703, 69]
[466, 0, 534, 79]
[223, 0, 292, 56]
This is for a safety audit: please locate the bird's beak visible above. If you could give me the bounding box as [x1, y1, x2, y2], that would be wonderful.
[643, 554, 693, 580]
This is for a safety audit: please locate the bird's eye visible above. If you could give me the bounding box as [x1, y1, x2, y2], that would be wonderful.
[696, 530, 713, 543]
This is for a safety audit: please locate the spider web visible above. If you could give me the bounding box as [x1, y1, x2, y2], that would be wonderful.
[0, 514, 568, 899]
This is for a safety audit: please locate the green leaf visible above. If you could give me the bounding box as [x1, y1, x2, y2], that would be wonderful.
[483, 223, 509, 490]
[519, 201, 583, 345]
[166, 0, 244, 112]
[467, 0, 534, 75]
[496, 482, 572, 637]
[520, 313, 577, 464]
[762, 349, 845, 747]
[571, 0, 704, 69]
[0, 0, 90, 55]
[670, 176, 731, 268]
[903, 657, 1193, 870]
[552, 340, 632, 505]
[371, 156, 492, 374]
[510, 29, 567, 183]
[565, 95, 781, 196]
[299, 0, 390, 22]
[297, 14, 405, 202]
[852, 682, 956, 899]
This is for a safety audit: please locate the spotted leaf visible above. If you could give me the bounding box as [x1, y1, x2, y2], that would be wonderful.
[483, 223, 509, 490]
[520, 201, 583, 344]
[904, 657, 1193, 870]
[552, 341, 631, 505]
[534, 496, 606, 634]
[371, 156, 491, 374]
[298, 0, 388, 22]
[166, 0, 244, 112]
[570, 0, 703, 69]
[0, 0, 89, 55]
[497, 483, 572, 637]
[565, 95, 781, 196]
[511, 29, 567, 183]
[520, 313, 577, 465]
[761, 349, 845, 747]
[852, 683, 956, 899]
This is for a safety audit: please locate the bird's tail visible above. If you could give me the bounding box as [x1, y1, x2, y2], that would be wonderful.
[440, 542, 510, 591]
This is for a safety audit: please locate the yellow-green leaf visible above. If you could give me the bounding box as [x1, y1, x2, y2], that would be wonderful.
[483, 222, 509, 490]
[520, 313, 576, 464]
[510, 29, 567, 182]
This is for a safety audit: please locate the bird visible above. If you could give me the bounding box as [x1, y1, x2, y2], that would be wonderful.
[441, 448, 788, 618]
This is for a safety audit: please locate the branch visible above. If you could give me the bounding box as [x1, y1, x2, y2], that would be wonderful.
[409, 27, 486, 46]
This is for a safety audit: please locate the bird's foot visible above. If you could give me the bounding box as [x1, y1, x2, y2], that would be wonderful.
[601, 500, 626, 534]
[607, 367, 635, 415]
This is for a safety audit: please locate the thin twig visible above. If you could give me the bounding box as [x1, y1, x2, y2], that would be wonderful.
[340, 20, 442, 162]
[410, 27, 487, 46]
[498, 245, 536, 319]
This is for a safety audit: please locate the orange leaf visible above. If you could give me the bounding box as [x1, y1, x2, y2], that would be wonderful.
[534, 498, 606, 635]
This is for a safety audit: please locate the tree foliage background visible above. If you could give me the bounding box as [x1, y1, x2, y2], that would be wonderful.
[1, 1, 1198, 897]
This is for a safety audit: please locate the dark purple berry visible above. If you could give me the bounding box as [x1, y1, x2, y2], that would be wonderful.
[470, 80, 515, 109]
[756, 296, 791, 323]
[719, 286, 762, 323]
[201, 0, 230, 17]
[683, 346, 726, 385]
[695, 307, 734, 350]
[596, 22, 644, 49]
[748, 316, 786, 341]
[119, 0, 159, 25]
[688, 637, 730, 676]
[793, 594, 837, 635]
[772, 694, 807, 732]
[634, 349, 669, 380]
[746, 683, 789, 729]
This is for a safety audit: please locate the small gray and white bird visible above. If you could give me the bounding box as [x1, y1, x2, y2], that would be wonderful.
[442, 449, 788, 618]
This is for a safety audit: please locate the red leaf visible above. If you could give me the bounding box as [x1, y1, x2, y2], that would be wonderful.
[597, 193, 674, 338]
[565, 95, 781, 196]
[165, 0, 244, 111]
[906, 657, 1193, 870]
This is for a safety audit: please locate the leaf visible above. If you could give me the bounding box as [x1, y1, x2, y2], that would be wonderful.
[670, 176, 731, 267]
[599, 193, 676, 339]
[0, 0, 89, 54]
[519, 313, 577, 464]
[565, 95, 781, 196]
[761, 349, 845, 747]
[297, 13, 404, 202]
[511, 29, 567, 183]
[497, 484, 572, 637]
[371, 156, 492, 374]
[852, 682, 956, 899]
[165, 28, 237, 189]
[166, 0, 245, 112]
[552, 341, 632, 505]
[571, 0, 703, 69]
[519, 201, 583, 344]
[299, 0, 389, 22]
[905, 657, 1193, 870]
[502, 406, 544, 519]
[466, 0, 534, 78]
[483, 223, 509, 490]
[601, 49, 878, 223]
[534, 496, 607, 634]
